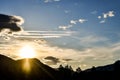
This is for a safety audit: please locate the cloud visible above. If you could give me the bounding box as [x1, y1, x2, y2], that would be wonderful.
[72, 35, 109, 45]
[103, 11, 115, 18]
[44, 0, 60, 3]
[59, 25, 72, 30]
[58, 18, 87, 30]
[62, 59, 73, 61]
[70, 19, 87, 24]
[98, 16, 102, 19]
[44, 56, 60, 65]
[103, 13, 108, 19]
[0, 37, 119, 69]
[79, 19, 87, 23]
[64, 10, 70, 14]
[100, 20, 106, 23]
[99, 11, 115, 19]
[70, 20, 77, 24]
[13, 30, 73, 38]
[98, 11, 115, 23]
[54, 0, 60, 1]
[91, 11, 97, 14]
[0, 14, 24, 33]
[44, 0, 52, 3]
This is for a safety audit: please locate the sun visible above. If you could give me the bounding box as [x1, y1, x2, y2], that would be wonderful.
[19, 45, 36, 58]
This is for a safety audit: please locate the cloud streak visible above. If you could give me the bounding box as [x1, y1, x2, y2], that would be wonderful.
[13, 30, 74, 39]
[59, 25, 72, 30]
[44, 0, 60, 3]
[79, 19, 87, 23]
[70, 20, 77, 24]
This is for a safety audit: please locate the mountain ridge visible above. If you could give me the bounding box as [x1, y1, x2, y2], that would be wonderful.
[0, 54, 120, 80]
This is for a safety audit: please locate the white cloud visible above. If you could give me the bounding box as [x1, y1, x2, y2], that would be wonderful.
[12, 30, 73, 38]
[103, 13, 107, 19]
[70, 19, 87, 24]
[44, 0, 51, 3]
[58, 18, 87, 30]
[100, 20, 106, 23]
[54, 0, 60, 1]
[44, 0, 60, 3]
[70, 20, 77, 24]
[98, 16, 102, 19]
[98, 11, 115, 19]
[108, 11, 115, 17]
[79, 35, 109, 44]
[103, 11, 115, 18]
[64, 10, 70, 14]
[79, 19, 87, 23]
[59, 25, 72, 30]
[98, 11, 115, 23]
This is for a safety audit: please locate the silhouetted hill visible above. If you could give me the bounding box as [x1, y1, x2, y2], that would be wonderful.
[0, 54, 120, 80]
[0, 54, 59, 80]
[73, 60, 120, 80]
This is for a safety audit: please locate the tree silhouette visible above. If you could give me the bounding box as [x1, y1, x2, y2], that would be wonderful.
[76, 67, 82, 73]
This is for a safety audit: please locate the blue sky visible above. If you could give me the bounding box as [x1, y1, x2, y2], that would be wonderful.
[0, 0, 120, 70]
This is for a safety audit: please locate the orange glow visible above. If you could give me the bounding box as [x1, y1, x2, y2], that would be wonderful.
[23, 59, 31, 73]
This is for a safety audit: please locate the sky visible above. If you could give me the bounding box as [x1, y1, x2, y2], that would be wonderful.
[0, 0, 120, 70]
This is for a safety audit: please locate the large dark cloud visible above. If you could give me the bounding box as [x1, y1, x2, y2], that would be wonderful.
[44, 56, 60, 65]
[0, 14, 24, 32]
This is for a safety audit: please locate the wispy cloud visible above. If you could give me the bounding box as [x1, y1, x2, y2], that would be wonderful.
[0, 30, 74, 41]
[91, 11, 97, 14]
[64, 10, 71, 14]
[59, 18, 87, 30]
[70, 19, 87, 24]
[72, 35, 109, 47]
[79, 19, 87, 23]
[80, 35, 108, 43]
[100, 20, 106, 23]
[59, 25, 72, 30]
[0, 35, 120, 69]
[44, 0, 60, 3]
[98, 16, 102, 19]
[70, 20, 77, 24]
[0, 39, 116, 69]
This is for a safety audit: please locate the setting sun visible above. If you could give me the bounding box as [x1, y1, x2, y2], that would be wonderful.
[19, 45, 36, 58]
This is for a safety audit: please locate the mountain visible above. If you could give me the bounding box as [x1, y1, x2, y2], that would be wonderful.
[0, 54, 120, 80]
[73, 60, 120, 80]
[0, 54, 59, 80]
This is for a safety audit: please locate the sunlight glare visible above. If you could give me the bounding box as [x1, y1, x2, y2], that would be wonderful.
[23, 59, 31, 73]
[19, 45, 36, 58]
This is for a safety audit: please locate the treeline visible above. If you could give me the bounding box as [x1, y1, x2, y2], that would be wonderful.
[57, 60, 120, 80]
